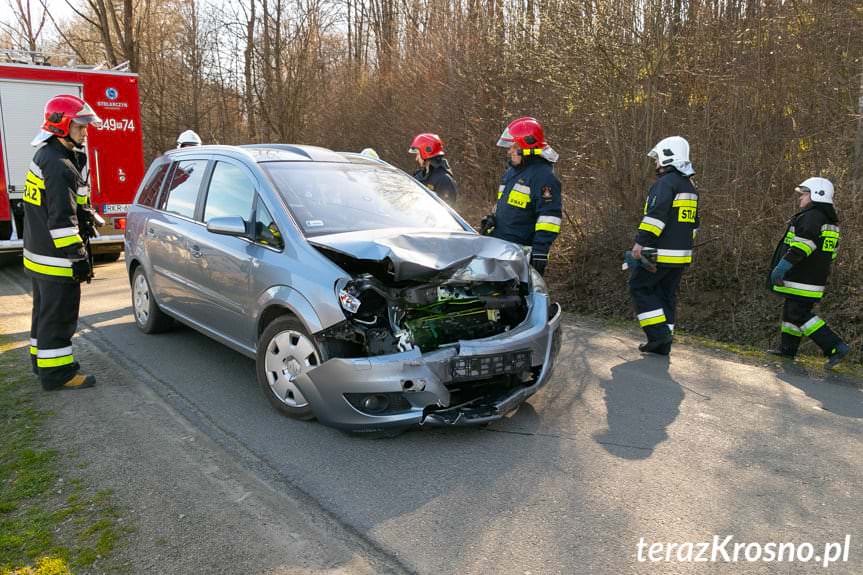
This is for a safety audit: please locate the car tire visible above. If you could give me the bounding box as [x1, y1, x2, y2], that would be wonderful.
[131, 266, 173, 334]
[257, 316, 322, 420]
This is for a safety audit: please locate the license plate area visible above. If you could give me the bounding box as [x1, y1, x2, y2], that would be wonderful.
[102, 203, 131, 215]
[451, 350, 532, 382]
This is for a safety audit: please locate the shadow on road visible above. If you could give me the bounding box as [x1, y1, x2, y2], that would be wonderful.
[593, 355, 684, 460]
[776, 363, 863, 419]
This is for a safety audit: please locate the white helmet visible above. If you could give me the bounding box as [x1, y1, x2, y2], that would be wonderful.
[648, 136, 694, 176]
[176, 129, 202, 148]
[360, 148, 380, 159]
[796, 177, 834, 204]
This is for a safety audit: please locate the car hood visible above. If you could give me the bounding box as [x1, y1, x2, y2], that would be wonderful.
[307, 228, 530, 283]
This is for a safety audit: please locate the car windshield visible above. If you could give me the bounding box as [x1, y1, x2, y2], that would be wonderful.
[262, 162, 465, 236]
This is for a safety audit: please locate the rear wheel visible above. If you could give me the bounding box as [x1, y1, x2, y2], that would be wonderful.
[131, 267, 173, 333]
[95, 252, 122, 264]
[256, 316, 322, 420]
[0, 252, 20, 267]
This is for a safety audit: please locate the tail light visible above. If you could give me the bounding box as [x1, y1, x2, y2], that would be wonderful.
[113, 217, 127, 230]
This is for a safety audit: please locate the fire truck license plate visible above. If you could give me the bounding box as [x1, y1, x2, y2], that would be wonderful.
[102, 204, 131, 214]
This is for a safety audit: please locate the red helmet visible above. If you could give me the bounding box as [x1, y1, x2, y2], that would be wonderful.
[42, 94, 101, 138]
[497, 116, 546, 153]
[408, 133, 445, 160]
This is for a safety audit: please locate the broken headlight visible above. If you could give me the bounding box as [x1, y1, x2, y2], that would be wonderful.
[338, 288, 362, 313]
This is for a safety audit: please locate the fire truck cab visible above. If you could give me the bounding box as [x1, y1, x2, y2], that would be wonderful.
[0, 51, 145, 261]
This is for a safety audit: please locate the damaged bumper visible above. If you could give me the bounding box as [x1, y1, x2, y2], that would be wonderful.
[293, 295, 563, 431]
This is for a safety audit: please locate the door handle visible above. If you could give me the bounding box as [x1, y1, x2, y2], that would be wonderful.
[147, 228, 156, 237]
[190, 244, 202, 258]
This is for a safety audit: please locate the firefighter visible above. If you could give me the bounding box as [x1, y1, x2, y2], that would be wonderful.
[482, 116, 562, 276]
[768, 177, 849, 368]
[176, 129, 202, 148]
[629, 136, 698, 355]
[408, 133, 458, 205]
[24, 94, 101, 390]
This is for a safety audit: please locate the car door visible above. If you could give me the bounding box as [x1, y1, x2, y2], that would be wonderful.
[146, 157, 210, 318]
[183, 158, 257, 346]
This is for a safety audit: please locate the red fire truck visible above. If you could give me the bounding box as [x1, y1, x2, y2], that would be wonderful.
[0, 52, 145, 261]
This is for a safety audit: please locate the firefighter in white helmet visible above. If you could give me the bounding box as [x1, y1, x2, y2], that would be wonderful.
[768, 177, 849, 368]
[176, 130, 202, 148]
[628, 136, 699, 355]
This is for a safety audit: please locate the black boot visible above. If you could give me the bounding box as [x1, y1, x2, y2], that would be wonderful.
[45, 372, 96, 391]
[825, 343, 850, 370]
[639, 337, 672, 355]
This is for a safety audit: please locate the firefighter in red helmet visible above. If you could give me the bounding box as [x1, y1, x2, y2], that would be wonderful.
[481, 117, 562, 276]
[24, 94, 102, 390]
[408, 133, 458, 205]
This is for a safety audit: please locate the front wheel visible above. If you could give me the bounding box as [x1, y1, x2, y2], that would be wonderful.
[131, 267, 173, 334]
[256, 316, 322, 420]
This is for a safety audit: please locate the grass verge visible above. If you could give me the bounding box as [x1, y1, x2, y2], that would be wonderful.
[566, 311, 863, 381]
[0, 338, 129, 575]
[674, 330, 863, 381]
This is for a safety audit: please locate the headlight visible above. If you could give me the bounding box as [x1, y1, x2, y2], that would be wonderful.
[335, 278, 361, 314]
[530, 267, 547, 294]
[339, 288, 361, 313]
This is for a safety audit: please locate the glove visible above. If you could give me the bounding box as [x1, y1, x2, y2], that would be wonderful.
[72, 259, 92, 283]
[771, 258, 793, 286]
[530, 254, 548, 277]
[479, 214, 496, 236]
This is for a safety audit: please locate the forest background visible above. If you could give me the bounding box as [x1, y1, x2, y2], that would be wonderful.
[3, 0, 863, 360]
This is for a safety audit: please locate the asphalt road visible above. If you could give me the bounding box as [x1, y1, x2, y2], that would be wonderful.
[2, 257, 861, 574]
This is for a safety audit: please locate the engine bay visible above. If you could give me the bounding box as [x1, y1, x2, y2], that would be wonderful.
[320, 273, 529, 357]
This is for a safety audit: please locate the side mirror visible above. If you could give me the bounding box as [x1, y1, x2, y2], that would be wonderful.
[206, 216, 247, 237]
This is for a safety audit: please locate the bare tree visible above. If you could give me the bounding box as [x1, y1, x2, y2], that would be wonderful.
[1, 0, 48, 52]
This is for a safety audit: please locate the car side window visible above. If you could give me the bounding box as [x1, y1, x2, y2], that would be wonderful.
[137, 160, 169, 207]
[254, 197, 284, 251]
[160, 159, 207, 219]
[203, 162, 256, 224]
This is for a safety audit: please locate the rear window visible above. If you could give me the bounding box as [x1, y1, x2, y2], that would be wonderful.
[263, 162, 463, 236]
[137, 160, 169, 207]
[159, 159, 208, 219]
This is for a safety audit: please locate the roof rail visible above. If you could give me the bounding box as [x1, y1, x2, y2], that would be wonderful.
[0, 48, 51, 65]
[0, 48, 105, 69]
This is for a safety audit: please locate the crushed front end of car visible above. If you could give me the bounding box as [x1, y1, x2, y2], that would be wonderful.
[292, 230, 563, 431]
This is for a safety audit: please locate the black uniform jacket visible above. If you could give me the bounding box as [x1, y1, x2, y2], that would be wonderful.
[634, 168, 699, 267]
[23, 138, 87, 283]
[414, 157, 458, 204]
[769, 203, 840, 300]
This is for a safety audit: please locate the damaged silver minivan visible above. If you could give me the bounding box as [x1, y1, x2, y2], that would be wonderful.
[125, 144, 562, 431]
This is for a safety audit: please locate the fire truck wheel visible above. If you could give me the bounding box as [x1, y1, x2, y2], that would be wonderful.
[95, 252, 122, 264]
[0, 253, 20, 267]
[132, 267, 174, 334]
